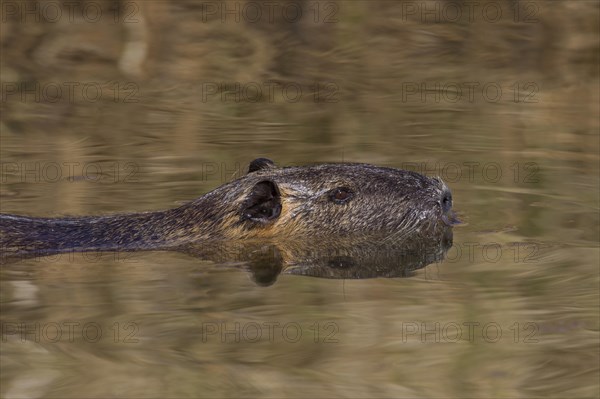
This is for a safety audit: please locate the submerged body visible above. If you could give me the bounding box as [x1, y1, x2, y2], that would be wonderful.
[0, 159, 456, 256]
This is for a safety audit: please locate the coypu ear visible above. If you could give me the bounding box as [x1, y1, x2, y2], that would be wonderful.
[241, 180, 282, 224]
[248, 158, 276, 173]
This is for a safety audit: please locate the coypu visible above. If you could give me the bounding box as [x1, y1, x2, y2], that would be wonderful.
[0, 158, 457, 258]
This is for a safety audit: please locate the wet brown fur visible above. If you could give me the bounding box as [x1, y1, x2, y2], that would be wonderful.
[0, 159, 454, 256]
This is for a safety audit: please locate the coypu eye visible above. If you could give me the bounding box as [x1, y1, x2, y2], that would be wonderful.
[329, 187, 353, 204]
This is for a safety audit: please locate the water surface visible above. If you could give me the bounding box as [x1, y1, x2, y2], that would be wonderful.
[1, 1, 598, 398]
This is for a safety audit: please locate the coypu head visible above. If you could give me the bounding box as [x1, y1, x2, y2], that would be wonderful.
[215, 158, 457, 240]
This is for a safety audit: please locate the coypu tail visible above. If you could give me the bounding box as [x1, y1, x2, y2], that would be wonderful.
[0, 210, 183, 257]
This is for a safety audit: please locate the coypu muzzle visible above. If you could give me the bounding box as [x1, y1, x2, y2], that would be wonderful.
[439, 188, 460, 226]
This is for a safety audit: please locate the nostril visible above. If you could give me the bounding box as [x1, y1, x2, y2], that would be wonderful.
[441, 190, 452, 213]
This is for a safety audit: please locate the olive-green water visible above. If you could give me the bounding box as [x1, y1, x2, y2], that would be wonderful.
[1, 1, 599, 398]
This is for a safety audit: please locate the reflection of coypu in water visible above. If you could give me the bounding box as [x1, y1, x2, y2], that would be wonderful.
[181, 226, 454, 286]
[0, 158, 457, 257]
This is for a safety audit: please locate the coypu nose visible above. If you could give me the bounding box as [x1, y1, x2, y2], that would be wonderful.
[440, 189, 453, 214]
[439, 188, 461, 225]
